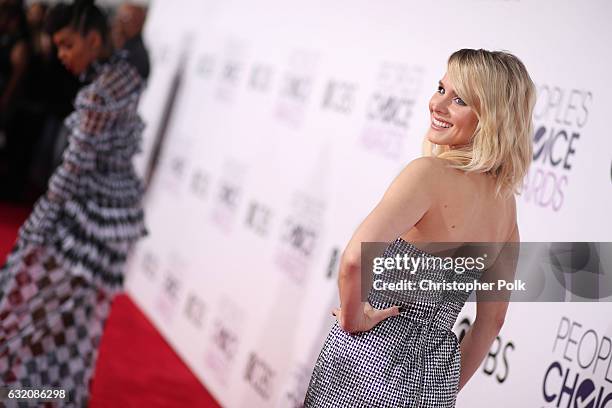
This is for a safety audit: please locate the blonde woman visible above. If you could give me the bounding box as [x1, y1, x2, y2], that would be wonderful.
[304, 49, 536, 407]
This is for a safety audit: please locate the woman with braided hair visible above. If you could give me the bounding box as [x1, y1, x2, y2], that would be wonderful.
[0, 0, 147, 405]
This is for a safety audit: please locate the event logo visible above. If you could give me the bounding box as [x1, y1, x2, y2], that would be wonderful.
[163, 154, 187, 193]
[274, 50, 319, 128]
[321, 80, 357, 114]
[456, 316, 514, 383]
[157, 142, 193, 195]
[245, 201, 273, 237]
[211, 182, 242, 233]
[203, 320, 240, 386]
[195, 53, 215, 79]
[274, 191, 326, 285]
[203, 297, 245, 386]
[141, 250, 160, 281]
[162, 272, 181, 300]
[245, 352, 276, 400]
[155, 272, 182, 324]
[542, 316, 612, 407]
[169, 155, 186, 180]
[359, 63, 423, 160]
[184, 293, 206, 328]
[210, 160, 247, 234]
[248, 64, 274, 92]
[189, 168, 210, 199]
[153, 252, 187, 324]
[522, 84, 592, 211]
[215, 59, 245, 103]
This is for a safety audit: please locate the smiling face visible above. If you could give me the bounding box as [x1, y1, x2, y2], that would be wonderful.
[426, 72, 479, 149]
[52, 27, 101, 75]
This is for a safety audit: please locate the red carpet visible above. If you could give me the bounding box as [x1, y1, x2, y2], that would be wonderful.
[0, 202, 221, 407]
[0, 202, 29, 256]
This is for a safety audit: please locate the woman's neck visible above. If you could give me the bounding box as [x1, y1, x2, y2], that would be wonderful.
[95, 43, 114, 62]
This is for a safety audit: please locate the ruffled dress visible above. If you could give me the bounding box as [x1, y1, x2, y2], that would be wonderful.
[0, 51, 147, 407]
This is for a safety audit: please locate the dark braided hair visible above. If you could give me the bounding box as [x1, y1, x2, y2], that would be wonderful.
[44, 0, 109, 45]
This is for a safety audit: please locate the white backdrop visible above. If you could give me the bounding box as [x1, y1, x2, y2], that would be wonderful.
[126, 1, 612, 407]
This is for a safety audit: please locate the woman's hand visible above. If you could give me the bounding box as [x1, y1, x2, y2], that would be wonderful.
[333, 302, 400, 334]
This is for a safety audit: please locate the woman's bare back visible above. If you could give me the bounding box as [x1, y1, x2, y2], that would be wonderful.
[400, 158, 516, 245]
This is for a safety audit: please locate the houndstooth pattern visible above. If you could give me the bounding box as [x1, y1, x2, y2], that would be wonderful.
[304, 238, 483, 408]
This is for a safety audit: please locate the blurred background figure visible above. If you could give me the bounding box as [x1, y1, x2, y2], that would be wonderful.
[0, 0, 30, 201]
[0, 0, 87, 203]
[26, 1, 48, 57]
[112, 2, 149, 81]
[23, 0, 80, 202]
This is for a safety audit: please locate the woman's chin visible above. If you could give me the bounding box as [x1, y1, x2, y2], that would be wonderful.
[426, 133, 448, 146]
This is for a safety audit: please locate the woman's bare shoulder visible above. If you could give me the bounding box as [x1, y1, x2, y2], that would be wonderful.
[393, 157, 449, 197]
[401, 156, 450, 180]
[407, 156, 449, 168]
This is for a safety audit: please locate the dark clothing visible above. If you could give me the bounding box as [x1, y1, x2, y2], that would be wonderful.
[0, 31, 32, 202]
[0, 33, 21, 89]
[122, 34, 150, 81]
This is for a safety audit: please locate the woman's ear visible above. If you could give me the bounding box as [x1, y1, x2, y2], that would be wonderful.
[85, 30, 103, 53]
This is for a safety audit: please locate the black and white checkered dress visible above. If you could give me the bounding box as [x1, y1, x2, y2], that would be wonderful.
[0, 52, 147, 407]
[304, 238, 483, 408]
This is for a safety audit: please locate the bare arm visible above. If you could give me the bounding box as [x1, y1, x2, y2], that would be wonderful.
[457, 222, 520, 391]
[337, 157, 439, 333]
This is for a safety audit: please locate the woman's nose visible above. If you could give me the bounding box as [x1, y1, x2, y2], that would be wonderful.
[431, 94, 450, 113]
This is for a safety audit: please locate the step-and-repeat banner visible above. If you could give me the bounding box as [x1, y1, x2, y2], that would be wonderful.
[126, 1, 612, 406]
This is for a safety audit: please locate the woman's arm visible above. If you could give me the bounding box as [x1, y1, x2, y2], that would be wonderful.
[47, 89, 116, 203]
[336, 157, 440, 333]
[457, 223, 520, 391]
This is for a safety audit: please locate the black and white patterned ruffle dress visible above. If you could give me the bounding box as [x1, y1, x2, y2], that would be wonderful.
[304, 238, 483, 408]
[0, 52, 147, 407]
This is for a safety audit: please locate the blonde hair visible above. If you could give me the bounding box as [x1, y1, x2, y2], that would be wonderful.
[423, 49, 536, 199]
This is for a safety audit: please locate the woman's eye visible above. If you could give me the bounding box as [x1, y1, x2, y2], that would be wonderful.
[453, 97, 467, 106]
[437, 85, 445, 95]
